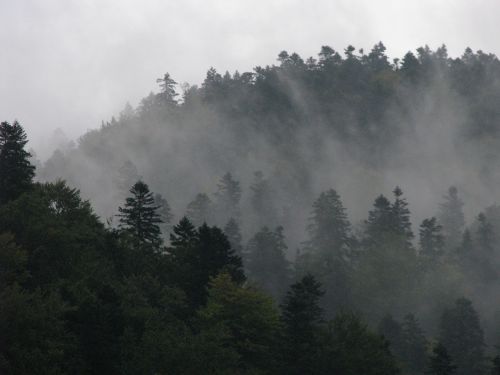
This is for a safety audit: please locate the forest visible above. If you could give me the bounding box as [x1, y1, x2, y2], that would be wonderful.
[3, 43, 500, 374]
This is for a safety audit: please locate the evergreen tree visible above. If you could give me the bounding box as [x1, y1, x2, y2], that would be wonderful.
[281, 274, 324, 375]
[245, 226, 290, 300]
[156, 72, 178, 105]
[0, 121, 35, 205]
[365, 194, 394, 243]
[440, 298, 485, 375]
[223, 217, 243, 257]
[186, 193, 212, 227]
[299, 189, 353, 314]
[117, 181, 163, 248]
[249, 171, 277, 229]
[419, 217, 444, 260]
[214, 172, 241, 225]
[401, 313, 428, 374]
[492, 354, 500, 375]
[438, 186, 465, 251]
[153, 193, 173, 236]
[378, 314, 404, 362]
[167, 219, 245, 309]
[392, 186, 414, 242]
[428, 343, 456, 375]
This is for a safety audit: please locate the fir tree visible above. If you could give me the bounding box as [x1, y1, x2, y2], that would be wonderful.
[401, 313, 428, 374]
[428, 343, 456, 375]
[438, 186, 465, 251]
[223, 218, 243, 257]
[186, 193, 212, 227]
[392, 186, 414, 242]
[117, 181, 163, 248]
[419, 217, 444, 260]
[245, 226, 290, 300]
[0, 121, 35, 205]
[281, 274, 324, 375]
[214, 172, 241, 225]
[440, 298, 485, 375]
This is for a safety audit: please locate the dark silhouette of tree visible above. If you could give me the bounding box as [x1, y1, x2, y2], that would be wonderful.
[440, 297, 485, 375]
[281, 274, 324, 375]
[401, 313, 428, 374]
[117, 181, 163, 248]
[245, 226, 290, 300]
[0, 121, 35, 205]
[419, 217, 444, 260]
[156, 72, 178, 105]
[428, 343, 456, 375]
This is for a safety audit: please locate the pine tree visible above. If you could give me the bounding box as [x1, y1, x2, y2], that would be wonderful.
[401, 313, 428, 374]
[167, 219, 245, 309]
[281, 274, 324, 375]
[117, 181, 163, 248]
[474, 212, 497, 281]
[0, 121, 35, 205]
[245, 226, 290, 300]
[214, 172, 241, 225]
[428, 343, 456, 375]
[223, 218, 243, 257]
[186, 193, 212, 227]
[301, 189, 353, 314]
[249, 171, 276, 229]
[392, 186, 414, 242]
[440, 298, 485, 375]
[156, 72, 178, 105]
[365, 194, 394, 243]
[438, 186, 465, 251]
[419, 217, 444, 260]
[153, 193, 173, 236]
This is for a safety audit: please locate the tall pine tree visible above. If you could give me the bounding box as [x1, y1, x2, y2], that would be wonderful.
[0, 121, 35, 205]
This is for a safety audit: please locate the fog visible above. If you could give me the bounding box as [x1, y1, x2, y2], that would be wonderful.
[2, 0, 500, 158]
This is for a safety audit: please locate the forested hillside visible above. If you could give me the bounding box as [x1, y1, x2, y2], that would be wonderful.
[4, 43, 500, 373]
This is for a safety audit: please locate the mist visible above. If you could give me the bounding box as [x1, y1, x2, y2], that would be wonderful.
[4, 2, 500, 374]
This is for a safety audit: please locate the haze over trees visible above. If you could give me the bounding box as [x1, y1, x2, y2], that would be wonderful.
[5, 43, 500, 373]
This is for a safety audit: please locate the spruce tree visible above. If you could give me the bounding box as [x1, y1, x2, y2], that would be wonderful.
[186, 193, 212, 227]
[0, 121, 35, 205]
[117, 181, 163, 248]
[245, 226, 290, 300]
[428, 343, 456, 375]
[281, 274, 324, 375]
[223, 218, 243, 257]
[419, 217, 444, 260]
[438, 186, 465, 251]
[440, 298, 485, 375]
[214, 172, 241, 225]
[392, 186, 414, 242]
[401, 313, 428, 374]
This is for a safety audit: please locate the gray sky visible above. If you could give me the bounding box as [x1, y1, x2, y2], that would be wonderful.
[1, 0, 499, 157]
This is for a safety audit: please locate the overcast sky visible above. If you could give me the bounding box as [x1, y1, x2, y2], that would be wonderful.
[1, 0, 499, 157]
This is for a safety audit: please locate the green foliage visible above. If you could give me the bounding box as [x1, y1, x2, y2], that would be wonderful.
[0, 121, 35, 205]
[428, 343, 456, 375]
[198, 272, 283, 374]
[440, 298, 485, 375]
[118, 180, 163, 249]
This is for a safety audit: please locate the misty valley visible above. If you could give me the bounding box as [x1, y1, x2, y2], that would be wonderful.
[4, 44, 500, 374]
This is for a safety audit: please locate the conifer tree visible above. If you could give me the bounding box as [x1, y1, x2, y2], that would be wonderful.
[281, 274, 324, 375]
[156, 72, 178, 105]
[428, 343, 456, 375]
[214, 172, 241, 225]
[419, 217, 444, 260]
[401, 313, 428, 374]
[392, 186, 414, 242]
[440, 297, 485, 375]
[245, 226, 290, 300]
[492, 354, 500, 375]
[249, 171, 277, 228]
[438, 186, 465, 251]
[0, 121, 35, 205]
[378, 314, 404, 361]
[153, 193, 173, 236]
[117, 181, 163, 248]
[186, 193, 212, 227]
[223, 218, 243, 257]
[365, 194, 394, 243]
